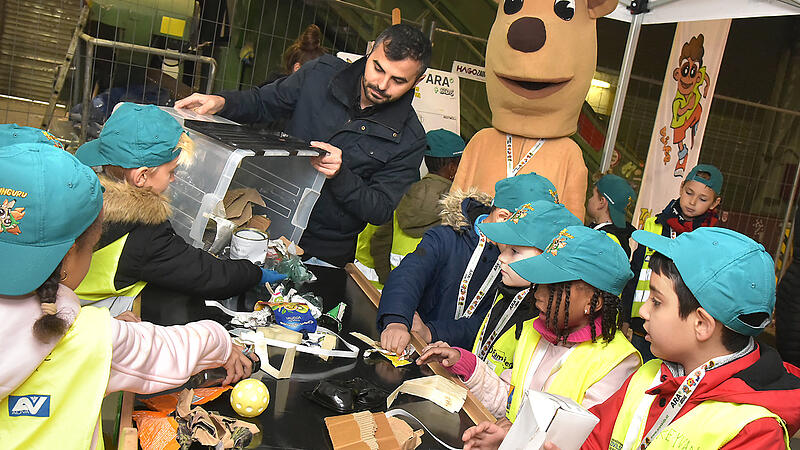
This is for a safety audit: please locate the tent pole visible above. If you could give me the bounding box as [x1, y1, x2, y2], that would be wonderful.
[600, 11, 644, 173]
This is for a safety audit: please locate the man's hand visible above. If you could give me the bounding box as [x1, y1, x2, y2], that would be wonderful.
[462, 420, 511, 450]
[309, 141, 343, 179]
[174, 93, 226, 115]
[222, 343, 256, 386]
[114, 311, 141, 322]
[417, 344, 461, 368]
[411, 312, 432, 344]
[381, 322, 411, 355]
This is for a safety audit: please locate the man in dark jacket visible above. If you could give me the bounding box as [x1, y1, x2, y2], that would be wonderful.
[175, 25, 431, 267]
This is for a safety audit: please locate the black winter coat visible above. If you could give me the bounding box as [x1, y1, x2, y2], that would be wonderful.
[218, 54, 427, 266]
[777, 205, 800, 366]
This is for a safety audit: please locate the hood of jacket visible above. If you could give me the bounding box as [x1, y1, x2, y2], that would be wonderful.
[100, 175, 172, 226]
[654, 343, 800, 435]
[439, 188, 494, 230]
[0, 285, 80, 400]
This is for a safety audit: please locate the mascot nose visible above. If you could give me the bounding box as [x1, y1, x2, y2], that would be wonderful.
[506, 17, 546, 53]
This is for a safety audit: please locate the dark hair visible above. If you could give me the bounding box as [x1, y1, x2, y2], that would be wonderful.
[650, 252, 751, 352]
[373, 24, 432, 76]
[32, 215, 102, 344]
[424, 155, 460, 176]
[283, 24, 326, 74]
[542, 281, 621, 344]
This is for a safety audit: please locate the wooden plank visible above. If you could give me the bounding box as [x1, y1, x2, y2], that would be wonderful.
[118, 391, 137, 449]
[344, 263, 496, 425]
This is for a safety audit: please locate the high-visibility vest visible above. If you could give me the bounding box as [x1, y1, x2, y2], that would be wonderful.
[389, 211, 423, 269]
[505, 319, 640, 422]
[608, 359, 790, 450]
[631, 218, 662, 319]
[0, 306, 112, 449]
[74, 234, 148, 302]
[471, 291, 524, 377]
[354, 224, 384, 290]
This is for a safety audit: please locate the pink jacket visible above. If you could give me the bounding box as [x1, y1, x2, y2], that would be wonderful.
[0, 285, 232, 449]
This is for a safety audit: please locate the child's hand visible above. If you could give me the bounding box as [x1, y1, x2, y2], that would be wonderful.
[115, 311, 141, 322]
[462, 420, 509, 450]
[223, 343, 256, 386]
[381, 323, 411, 355]
[417, 344, 461, 367]
[411, 312, 432, 343]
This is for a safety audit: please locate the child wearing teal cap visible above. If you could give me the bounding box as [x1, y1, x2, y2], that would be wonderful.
[586, 174, 637, 257]
[421, 225, 641, 443]
[359, 128, 464, 285]
[73, 103, 284, 313]
[467, 201, 582, 377]
[622, 163, 723, 362]
[377, 172, 560, 355]
[0, 143, 255, 449]
[576, 228, 800, 450]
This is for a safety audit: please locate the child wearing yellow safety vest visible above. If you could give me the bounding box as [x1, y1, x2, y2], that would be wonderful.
[579, 228, 800, 450]
[621, 164, 722, 362]
[420, 225, 641, 443]
[72, 103, 285, 314]
[0, 143, 255, 449]
[471, 201, 582, 377]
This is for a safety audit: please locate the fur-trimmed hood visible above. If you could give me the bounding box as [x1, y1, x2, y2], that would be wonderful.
[439, 188, 494, 229]
[99, 175, 171, 225]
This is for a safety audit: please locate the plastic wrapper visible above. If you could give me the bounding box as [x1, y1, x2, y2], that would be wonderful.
[269, 302, 317, 333]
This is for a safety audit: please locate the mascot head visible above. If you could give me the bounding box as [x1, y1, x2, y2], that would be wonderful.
[486, 0, 618, 138]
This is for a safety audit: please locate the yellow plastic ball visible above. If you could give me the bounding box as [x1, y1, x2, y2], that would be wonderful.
[230, 378, 270, 418]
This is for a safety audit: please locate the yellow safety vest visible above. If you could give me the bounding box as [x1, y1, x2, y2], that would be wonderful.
[471, 292, 522, 377]
[354, 223, 384, 290]
[389, 211, 423, 270]
[506, 319, 640, 422]
[0, 306, 113, 449]
[75, 234, 148, 302]
[631, 218, 662, 319]
[609, 360, 790, 450]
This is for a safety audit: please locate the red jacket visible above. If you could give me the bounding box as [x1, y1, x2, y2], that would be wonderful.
[583, 344, 800, 449]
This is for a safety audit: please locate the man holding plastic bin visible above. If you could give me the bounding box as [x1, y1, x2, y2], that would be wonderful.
[176, 25, 431, 268]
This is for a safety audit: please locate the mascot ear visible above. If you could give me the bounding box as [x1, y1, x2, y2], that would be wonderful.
[587, 0, 619, 19]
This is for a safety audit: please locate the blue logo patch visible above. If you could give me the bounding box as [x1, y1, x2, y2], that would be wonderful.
[8, 395, 50, 417]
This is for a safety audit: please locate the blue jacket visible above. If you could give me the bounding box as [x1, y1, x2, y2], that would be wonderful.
[376, 193, 500, 348]
[218, 54, 427, 266]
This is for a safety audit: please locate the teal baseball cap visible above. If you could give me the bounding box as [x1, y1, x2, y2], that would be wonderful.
[425, 129, 465, 158]
[596, 174, 635, 228]
[75, 102, 184, 168]
[478, 201, 581, 250]
[493, 172, 559, 211]
[0, 143, 103, 295]
[510, 225, 633, 295]
[0, 124, 64, 150]
[685, 164, 723, 195]
[632, 227, 773, 336]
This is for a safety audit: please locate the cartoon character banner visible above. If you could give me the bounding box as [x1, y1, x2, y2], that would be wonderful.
[633, 19, 730, 228]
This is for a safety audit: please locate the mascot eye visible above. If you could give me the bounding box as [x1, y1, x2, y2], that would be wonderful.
[690, 66, 697, 78]
[681, 63, 690, 77]
[504, 0, 524, 15]
[554, 0, 575, 21]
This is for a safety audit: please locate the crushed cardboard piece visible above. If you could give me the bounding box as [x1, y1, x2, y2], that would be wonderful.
[246, 215, 271, 232]
[257, 325, 303, 344]
[176, 389, 259, 449]
[387, 375, 466, 414]
[279, 235, 304, 255]
[387, 417, 423, 450]
[224, 188, 266, 227]
[325, 411, 404, 450]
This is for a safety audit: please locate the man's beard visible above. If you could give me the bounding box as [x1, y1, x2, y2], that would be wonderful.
[362, 77, 390, 105]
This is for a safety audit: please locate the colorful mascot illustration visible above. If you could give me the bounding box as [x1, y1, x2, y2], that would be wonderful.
[670, 34, 710, 177]
[451, 0, 620, 221]
[0, 199, 25, 235]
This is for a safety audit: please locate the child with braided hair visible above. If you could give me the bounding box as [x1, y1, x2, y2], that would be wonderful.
[418, 225, 641, 448]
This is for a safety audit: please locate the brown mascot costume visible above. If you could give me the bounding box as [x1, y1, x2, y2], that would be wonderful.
[452, 0, 619, 220]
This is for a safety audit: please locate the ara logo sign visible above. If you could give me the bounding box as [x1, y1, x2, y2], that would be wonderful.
[8, 395, 50, 417]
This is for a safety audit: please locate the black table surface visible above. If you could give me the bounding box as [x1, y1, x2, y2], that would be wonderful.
[140, 266, 474, 449]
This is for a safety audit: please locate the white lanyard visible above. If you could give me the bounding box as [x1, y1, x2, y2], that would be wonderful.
[522, 339, 577, 394]
[630, 349, 746, 450]
[475, 288, 530, 360]
[506, 134, 545, 178]
[455, 232, 501, 319]
[593, 222, 612, 230]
